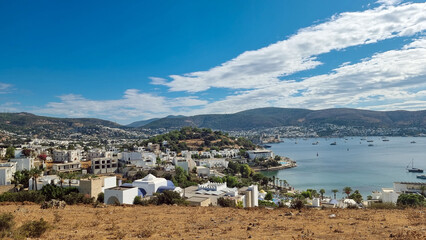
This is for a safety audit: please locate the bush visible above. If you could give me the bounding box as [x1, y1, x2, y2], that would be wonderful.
[133, 196, 142, 205]
[259, 200, 277, 208]
[156, 191, 187, 206]
[0, 213, 14, 232]
[217, 197, 236, 208]
[265, 192, 273, 201]
[63, 192, 94, 205]
[0, 191, 45, 204]
[18, 218, 50, 238]
[97, 192, 104, 203]
[291, 198, 305, 210]
[369, 202, 401, 209]
[397, 193, 425, 207]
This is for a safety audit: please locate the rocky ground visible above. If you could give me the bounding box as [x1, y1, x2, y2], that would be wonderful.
[0, 203, 425, 239]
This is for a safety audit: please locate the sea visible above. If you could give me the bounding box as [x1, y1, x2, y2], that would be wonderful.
[260, 137, 426, 198]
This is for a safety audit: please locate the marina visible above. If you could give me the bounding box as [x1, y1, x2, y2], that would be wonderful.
[261, 137, 426, 197]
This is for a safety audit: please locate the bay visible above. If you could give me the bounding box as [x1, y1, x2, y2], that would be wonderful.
[261, 137, 426, 198]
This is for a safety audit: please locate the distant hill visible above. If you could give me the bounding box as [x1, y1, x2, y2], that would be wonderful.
[141, 108, 426, 130]
[0, 112, 124, 138]
[127, 115, 186, 128]
[142, 126, 256, 153]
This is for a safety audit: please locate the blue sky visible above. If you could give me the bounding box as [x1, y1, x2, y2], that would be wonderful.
[1, 0, 425, 124]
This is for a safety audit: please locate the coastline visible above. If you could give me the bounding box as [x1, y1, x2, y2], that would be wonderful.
[252, 157, 297, 172]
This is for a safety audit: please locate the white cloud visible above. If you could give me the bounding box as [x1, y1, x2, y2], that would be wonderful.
[0, 82, 12, 94]
[376, 0, 403, 6]
[0, 102, 20, 112]
[182, 37, 426, 115]
[152, 2, 426, 92]
[34, 89, 208, 121]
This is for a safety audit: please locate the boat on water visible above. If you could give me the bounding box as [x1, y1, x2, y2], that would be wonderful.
[330, 142, 337, 145]
[410, 141, 416, 144]
[368, 144, 374, 147]
[367, 140, 374, 143]
[262, 145, 271, 148]
[312, 141, 319, 145]
[382, 139, 390, 142]
[407, 160, 424, 173]
[417, 175, 426, 180]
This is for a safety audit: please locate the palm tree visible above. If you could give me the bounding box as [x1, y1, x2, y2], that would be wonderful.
[283, 180, 288, 188]
[276, 177, 280, 189]
[67, 172, 76, 187]
[272, 176, 275, 188]
[57, 172, 67, 188]
[279, 180, 283, 189]
[320, 189, 325, 200]
[30, 168, 43, 191]
[343, 186, 352, 198]
[12, 171, 24, 192]
[332, 189, 339, 199]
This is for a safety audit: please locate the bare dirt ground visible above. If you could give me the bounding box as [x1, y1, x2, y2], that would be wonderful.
[1, 203, 425, 239]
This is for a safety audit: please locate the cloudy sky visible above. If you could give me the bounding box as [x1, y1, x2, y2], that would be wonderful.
[1, 0, 425, 124]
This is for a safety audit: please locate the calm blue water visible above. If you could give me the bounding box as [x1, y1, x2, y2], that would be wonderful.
[261, 137, 426, 198]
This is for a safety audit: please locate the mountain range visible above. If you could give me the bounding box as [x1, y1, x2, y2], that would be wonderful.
[1, 108, 425, 138]
[131, 108, 426, 130]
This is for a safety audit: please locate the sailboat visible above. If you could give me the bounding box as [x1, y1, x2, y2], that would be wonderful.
[407, 160, 424, 173]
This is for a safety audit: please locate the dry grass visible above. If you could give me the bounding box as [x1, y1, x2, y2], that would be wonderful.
[0, 203, 424, 239]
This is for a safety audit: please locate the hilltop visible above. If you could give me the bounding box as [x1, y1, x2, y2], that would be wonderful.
[135, 108, 426, 130]
[141, 126, 256, 153]
[0, 204, 424, 239]
[0, 112, 128, 139]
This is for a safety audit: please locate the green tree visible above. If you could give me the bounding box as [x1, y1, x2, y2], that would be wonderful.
[343, 187, 352, 198]
[420, 185, 426, 197]
[223, 176, 239, 188]
[240, 164, 253, 178]
[5, 146, 15, 159]
[397, 193, 425, 207]
[11, 171, 24, 192]
[332, 189, 339, 199]
[30, 168, 43, 191]
[349, 190, 363, 204]
[319, 189, 325, 200]
[265, 192, 273, 201]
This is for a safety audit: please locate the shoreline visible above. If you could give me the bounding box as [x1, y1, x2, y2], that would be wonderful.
[252, 157, 297, 172]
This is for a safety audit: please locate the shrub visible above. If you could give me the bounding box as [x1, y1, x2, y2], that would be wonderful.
[397, 193, 425, 207]
[0, 213, 14, 232]
[369, 202, 401, 209]
[18, 218, 50, 238]
[133, 196, 142, 205]
[0, 191, 46, 204]
[97, 192, 104, 203]
[291, 198, 305, 210]
[217, 197, 236, 208]
[156, 191, 187, 206]
[259, 200, 277, 208]
[265, 192, 273, 201]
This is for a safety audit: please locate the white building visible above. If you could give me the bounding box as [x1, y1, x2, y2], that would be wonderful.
[53, 150, 81, 163]
[0, 162, 17, 185]
[196, 158, 229, 168]
[91, 158, 118, 174]
[120, 152, 142, 162]
[10, 157, 34, 171]
[52, 162, 81, 172]
[247, 150, 274, 160]
[87, 150, 113, 161]
[104, 186, 139, 205]
[380, 182, 426, 204]
[132, 174, 168, 196]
